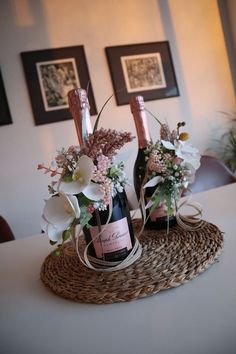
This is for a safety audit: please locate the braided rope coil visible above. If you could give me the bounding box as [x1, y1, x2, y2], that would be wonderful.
[40, 219, 224, 304]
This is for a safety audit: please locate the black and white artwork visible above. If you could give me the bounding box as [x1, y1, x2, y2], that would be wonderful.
[121, 53, 166, 93]
[0, 70, 12, 126]
[36, 58, 80, 111]
[21, 46, 97, 125]
[106, 41, 179, 105]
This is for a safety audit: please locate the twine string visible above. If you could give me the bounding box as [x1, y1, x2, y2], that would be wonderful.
[75, 195, 142, 272]
[176, 198, 203, 231]
[135, 191, 203, 233]
[74, 189, 202, 271]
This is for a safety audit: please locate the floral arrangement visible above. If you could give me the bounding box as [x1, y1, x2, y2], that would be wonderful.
[143, 120, 200, 219]
[38, 128, 133, 252]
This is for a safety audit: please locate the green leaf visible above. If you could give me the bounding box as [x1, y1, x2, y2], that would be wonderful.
[165, 193, 173, 216]
[77, 194, 90, 206]
[145, 108, 163, 127]
[93, 94, 114, 133]
[149, 192, 163, 215]
[107, 165, 117, 177]
[62, 174, 73, 182]
[79, 205, 93, 227]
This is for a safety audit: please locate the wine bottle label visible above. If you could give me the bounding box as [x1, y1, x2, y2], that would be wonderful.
[89, 217, 132, 259]
[147, 198, 167, 221]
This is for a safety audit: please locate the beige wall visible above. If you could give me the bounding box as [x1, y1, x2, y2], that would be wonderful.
[218, 0, 236, 94]
[226, 0, 236, 53]
[0, 0, 235, 238]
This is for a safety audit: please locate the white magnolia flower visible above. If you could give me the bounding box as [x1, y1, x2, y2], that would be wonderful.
[59, 155, 103, 201]
[183, 163, 198, 187]
[41, 193, 80, 242]
[161, 140, 200, 170]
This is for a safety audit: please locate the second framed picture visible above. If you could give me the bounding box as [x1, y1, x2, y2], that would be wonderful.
[105, 41, 179, 105]
[0, 69, 12, 126]
[21, 45, 97, 125]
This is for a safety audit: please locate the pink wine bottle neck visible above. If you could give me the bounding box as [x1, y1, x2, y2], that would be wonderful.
[130, 96, 151, 149]
[68, 88, 93, 146]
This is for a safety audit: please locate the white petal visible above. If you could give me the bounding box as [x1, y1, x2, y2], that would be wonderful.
[179, 154, 201, 170]
[59, 180, 87, 195]
[143, 176, 163, 188]
[43, 195, 74, 227]
[182, 144, 199, 154]
[67, 195, 80, 218]
[183, 181, 189, 189]
[46, 223, 63, 242]
[77, 155, 94, 183]
[83, 182, 104, 201]
[58, 156, 94, 195]
[145, 199, 155, 209]
[161, 140, 176, 150]
[189, 157, 201, 170]
[40, 215, 48, 232]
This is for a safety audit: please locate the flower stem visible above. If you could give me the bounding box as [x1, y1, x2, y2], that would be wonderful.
[145, 108, 163, 126]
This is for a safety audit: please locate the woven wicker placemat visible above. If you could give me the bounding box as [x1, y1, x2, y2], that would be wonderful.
[40, 219, 224, 304]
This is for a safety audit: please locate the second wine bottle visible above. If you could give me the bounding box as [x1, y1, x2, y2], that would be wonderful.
[130, 95, 177, 230]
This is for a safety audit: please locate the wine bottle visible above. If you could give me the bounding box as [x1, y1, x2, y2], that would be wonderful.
[130, 95, 176, 230]
[68, 88, 135, 262]
[130, 96, 151, 202]
[68, 88, 93, 145]
[83, 191, 135, 261]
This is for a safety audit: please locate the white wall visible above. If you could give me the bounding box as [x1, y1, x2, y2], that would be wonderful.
[0, 0, 235, 239]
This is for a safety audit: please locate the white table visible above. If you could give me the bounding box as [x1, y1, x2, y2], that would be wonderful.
[1, 183, 236, 354]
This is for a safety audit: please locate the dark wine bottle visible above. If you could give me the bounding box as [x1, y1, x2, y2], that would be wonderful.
[130, 95, 176, 230]
[68, 88, 135, 262]
[83, 191, 135, 261]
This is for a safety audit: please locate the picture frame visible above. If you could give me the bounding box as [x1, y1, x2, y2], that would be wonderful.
[0, 69, 12, 126]
[21, 46, 97, 125]
[105, 41, 179, 105]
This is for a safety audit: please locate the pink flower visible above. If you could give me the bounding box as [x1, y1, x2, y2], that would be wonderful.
[172, 157, 182, 165]
[55, 154, 66, 165]
[67, 145, 80, 154]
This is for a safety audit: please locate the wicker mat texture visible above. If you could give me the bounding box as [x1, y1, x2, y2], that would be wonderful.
[40, 219, 224, 304]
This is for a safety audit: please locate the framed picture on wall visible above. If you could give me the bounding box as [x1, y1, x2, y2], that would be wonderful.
[0, 69, 12, 126]
[21, 46, 97, 125]
[105, 41, 179, 105]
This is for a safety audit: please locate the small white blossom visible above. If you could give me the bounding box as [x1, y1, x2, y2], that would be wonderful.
[59, 155, 103, 201]
[41, 193, 80, 242]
